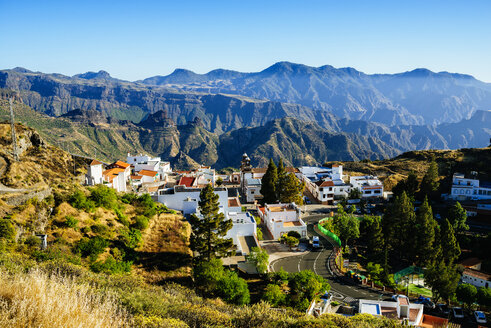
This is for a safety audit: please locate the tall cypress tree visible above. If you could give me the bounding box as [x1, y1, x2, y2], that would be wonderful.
[260, 159, 278, 204]
[276, 158, 287, 201]
[280, 173, 305, 205]
[440, 218, 460, 265]
[361, 215, 384, 264]
[190, 184, 234, 261]
[419, 160, 439, 200]
[414, 197, 436, 266]
[447, 202, 469, 234]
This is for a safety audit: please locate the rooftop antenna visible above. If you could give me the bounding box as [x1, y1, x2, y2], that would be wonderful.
[9, 98, 19, 161]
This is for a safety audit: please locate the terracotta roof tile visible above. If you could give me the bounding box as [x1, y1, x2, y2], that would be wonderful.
[463, 268, 491, 280]
[178, 176, 196, 187]
[459, 257, 482, 268]
[114, 160, 130, 169]
[90, 160, 103, 166]
[138, 169, 158, 177]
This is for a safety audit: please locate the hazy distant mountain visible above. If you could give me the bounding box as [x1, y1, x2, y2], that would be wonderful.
[142, 62, 491, 126]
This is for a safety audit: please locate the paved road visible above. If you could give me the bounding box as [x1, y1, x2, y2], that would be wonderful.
[270, 215, 384, 302]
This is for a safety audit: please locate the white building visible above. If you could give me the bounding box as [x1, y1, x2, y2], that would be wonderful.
[461, 268, 490, 288]
[358, 297, 424, 326]
[102, 167, 127, 193]
[138, 169, 159, 183]
[450, 173, 491, 200]
[225, 211, 259, 255]
[85, 160, 104, 185]
[350, 175, 384, 198]
[155, 185, 229, 215]
[258, 203, 307, 240]
[127, 153, 171, 181]
[244, 178, 262, 203]
[300, 165, 350, 204]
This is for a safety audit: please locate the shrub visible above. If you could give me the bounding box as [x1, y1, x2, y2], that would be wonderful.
[24, 235, 41, 247]
[64, 215, 79, 229]
[119, 228, 142, 249]
[216, 270, 250, 305]
[69, 190, 95, 212]
[90, 255, 132, 274]
[91, 224, 109, 236]
[74, 236, 108, 258]
[81, 226, 91, 234]
[246, 247, 269, 274]
[0, 219, 16, 240]
[133, 215, 150, 231]
[288, 270, 330, 310]
[89, 185, 118, 210]
[262, 284, 285, 306]
[121, 193, 138, 204]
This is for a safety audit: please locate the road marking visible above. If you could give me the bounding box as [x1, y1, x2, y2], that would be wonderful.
[313, 250, 322, 275]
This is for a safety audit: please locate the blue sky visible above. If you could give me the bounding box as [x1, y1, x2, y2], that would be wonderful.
[1, 0, 490, 81]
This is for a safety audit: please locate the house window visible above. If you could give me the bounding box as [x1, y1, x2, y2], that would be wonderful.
[374, 190, 381, 194]
[365, 190, 372, 194]
[251, 191, 254, 194]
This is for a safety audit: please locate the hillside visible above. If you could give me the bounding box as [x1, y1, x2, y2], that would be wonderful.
[327, 147, 491, 191]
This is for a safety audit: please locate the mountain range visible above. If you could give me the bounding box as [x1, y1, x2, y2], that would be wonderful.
[0, 62, 490, 168]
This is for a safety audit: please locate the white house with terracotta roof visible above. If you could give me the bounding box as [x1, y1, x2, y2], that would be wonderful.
[461, 268, 491, 288]
[300, 165, 350, 204]
[102, 167, 127, 192]
[85, 160, 104, 186]
[350, 175, 384, 198]
[138, 169, 159, 183]
[258, 203, 307, 240]
[127, 153, 171, 181]
[109, 160, 131, 182]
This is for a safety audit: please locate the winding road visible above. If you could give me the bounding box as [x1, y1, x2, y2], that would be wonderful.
[270, 215, 384, 303]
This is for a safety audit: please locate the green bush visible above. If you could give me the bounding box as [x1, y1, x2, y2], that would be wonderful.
[119, 228, 143, 249]
[91, 224, 109, 236]
[133, 215, 150, 230]
[246, 247, 269, 274]
[288, 270, 330, 310]
[89, 184, 119, 209]
[74, 236, 108, 258]
[90, 255, 132, 274]
[0, 219, 16, 240]
[69, 190, 95, 212]
[216, 270, 250, 305]
[262, 284, 286, 306]
[24, 235, 41, 247]
[121, 193, 138, 204]
[64, 215, 79, 229]
[287, 231, 301, 239]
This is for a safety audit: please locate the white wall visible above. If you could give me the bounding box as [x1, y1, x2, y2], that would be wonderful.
[86, 164, 103, 185]
[462, 273, 490, 288]
[156, 188, 229, 215]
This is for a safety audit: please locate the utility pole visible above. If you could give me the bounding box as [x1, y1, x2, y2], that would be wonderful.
[9, 98, 19, 161]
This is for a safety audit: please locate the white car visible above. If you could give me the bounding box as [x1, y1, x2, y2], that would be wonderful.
[474, 311, 487, 324]
[452, 307, 464, 319]
[312, 236, 320, 249]
[391, 294, 409, 302]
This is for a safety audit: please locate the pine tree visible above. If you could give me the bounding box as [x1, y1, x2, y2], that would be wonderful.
[440, 218, 460, 265]
[414, 197, 436, 266]
[190, 184, 234, 261]
[419, 159, 440, 199]
[276, 158, 287, 201]
[447, 202, 469, 233]
[260, 159, 278, 204]
[361, 215, 384, 264]
[425, 258, 460, 303]
[279, 173, 305, 205]
[392, 171, 419, 198]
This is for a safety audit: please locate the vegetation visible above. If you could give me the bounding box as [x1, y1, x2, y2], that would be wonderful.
[246, 247, 269, 274]
[456, 283, 477, 308]
[189, 184, 233, 261]
[261, 158, 305, 205]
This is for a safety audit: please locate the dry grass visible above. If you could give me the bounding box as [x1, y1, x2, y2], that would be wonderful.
[0, 269, 131, 328]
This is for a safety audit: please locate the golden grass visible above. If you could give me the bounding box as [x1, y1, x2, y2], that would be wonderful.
[0, 269, 130, 328]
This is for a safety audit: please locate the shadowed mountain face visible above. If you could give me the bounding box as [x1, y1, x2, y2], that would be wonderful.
[141, 61, 491, 126]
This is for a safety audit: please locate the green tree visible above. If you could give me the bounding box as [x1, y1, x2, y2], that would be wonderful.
[283, 235, 299, 250]
[360, 215, 384, 264]
[419, 159, 440, 199]
[193, 258, 225, 295]
[215, 177, 223, 186]
[279, 173, 305, 205]
[366, 262, 384, 282]
[440, 218, 460, 265]
[262, 284, 286, 306]
[0, 219, 16, 241]
[477, 287, 491, 307]
[382, 191, 416, 262]
[260, 159, 278, 204]
[246, 247, 269, 274]
[288, 270, 330, 310]
[393, 171, 419, 199]
[447, 202, 469, 233]
[89, 184, 118, 209]
[333, 208, 360, 246]
[276, 158, 287, 201]
[414, 197, 437, 266]
[190, 184, 233, 261]
[425, 259, 460, 303]
[456, 283, 477, 308]
[216, 270, 251, 305]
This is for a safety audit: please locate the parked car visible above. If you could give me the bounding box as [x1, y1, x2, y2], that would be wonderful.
[415, 296, 435, 309]
[436, 303, 450, 316]
[452, 307, 465, 319]
[474, 311, 487, 324]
